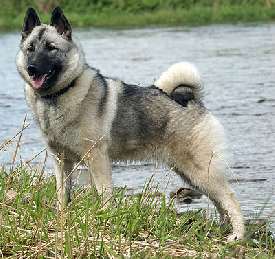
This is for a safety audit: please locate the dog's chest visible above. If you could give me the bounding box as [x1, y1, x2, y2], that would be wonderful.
[34, 98, 82, 151]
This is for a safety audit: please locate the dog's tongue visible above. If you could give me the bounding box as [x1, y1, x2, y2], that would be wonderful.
[32, 75, 47, 89]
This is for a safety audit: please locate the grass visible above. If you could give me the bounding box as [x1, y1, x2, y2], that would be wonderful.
[0, 168, 274, 258]
[0, 2, 275, 31]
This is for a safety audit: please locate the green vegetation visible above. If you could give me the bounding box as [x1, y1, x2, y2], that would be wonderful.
[0, 168, 274, 258]
[0, 0, 275, 30]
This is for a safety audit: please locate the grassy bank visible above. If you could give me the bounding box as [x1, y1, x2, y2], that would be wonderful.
[0, 168, 274, 258]
[0, 0, 275, 31]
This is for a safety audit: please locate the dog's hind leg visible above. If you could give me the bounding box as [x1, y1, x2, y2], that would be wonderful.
[169, 114, 244, 241]
[175, 164, 244, 241]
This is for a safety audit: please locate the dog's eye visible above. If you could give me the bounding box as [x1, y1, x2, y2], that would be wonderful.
[27, 43, 35, 52]
[47, 43, 58, 51]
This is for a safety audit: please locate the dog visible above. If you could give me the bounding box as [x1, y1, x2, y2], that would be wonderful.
[16, 7, 244, 241]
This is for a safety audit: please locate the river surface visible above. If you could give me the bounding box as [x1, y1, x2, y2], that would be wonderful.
[0, 24, 274, 230]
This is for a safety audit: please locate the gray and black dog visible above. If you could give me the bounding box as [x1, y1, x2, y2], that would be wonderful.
[16, 7, 244, 241]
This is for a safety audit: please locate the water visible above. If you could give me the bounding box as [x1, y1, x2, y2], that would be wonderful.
[0, 24, 274, 229]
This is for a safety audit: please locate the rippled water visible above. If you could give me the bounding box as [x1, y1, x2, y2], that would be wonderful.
[0, 24, 274, 228]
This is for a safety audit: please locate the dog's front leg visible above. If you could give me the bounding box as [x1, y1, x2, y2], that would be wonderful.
[53, 155, 74, 211]
[86, 146, 113, 205]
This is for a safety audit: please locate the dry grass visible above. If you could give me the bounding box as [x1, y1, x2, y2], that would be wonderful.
[0, 167, 274, 258]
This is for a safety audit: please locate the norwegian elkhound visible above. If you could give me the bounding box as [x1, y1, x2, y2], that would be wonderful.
[16, 7, 244, 241]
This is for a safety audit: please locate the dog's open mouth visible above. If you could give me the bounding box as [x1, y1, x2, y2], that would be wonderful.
[31, 70, 55, 89]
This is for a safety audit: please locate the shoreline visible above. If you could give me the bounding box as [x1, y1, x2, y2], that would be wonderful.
[1, 5, 275, 32]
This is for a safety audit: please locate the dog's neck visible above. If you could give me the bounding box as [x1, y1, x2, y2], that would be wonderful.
[39, 79, 77, 100]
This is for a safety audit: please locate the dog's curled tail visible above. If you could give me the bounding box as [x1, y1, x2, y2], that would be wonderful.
[155, 62, 203, 105]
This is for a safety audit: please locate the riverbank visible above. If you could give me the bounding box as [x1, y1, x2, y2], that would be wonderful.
[0, 1, 275, 31]
[0, 168, 274, 257]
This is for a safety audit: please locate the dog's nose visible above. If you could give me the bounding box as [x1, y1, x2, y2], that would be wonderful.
[27, 65, 38, 76]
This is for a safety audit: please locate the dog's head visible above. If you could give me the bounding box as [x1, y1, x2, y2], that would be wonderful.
[16, 7, 84, 95]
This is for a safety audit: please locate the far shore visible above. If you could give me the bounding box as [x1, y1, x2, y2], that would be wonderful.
[0, 5, 275, 32]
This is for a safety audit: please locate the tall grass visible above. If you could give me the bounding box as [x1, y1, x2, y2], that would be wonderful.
[0, 0, 274, 30]
[0, 168, 274, 257]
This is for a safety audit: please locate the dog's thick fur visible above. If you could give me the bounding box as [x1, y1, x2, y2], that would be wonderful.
[16, 7, 244, 241]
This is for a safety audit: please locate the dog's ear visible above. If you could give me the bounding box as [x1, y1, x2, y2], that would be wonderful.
[51, 7, 72, 40]
[22, 8, 41, 41]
